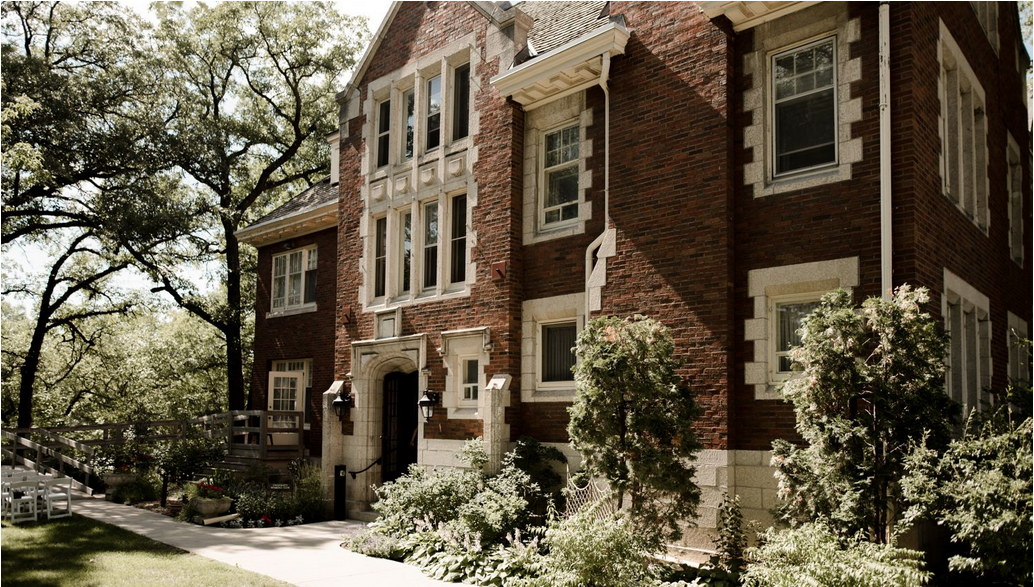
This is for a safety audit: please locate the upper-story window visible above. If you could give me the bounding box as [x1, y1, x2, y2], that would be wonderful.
[449, 194, 467, 284]
[772, 37, 837, 177]
[969, 1, 998, 53]
[939, 21, 988, 232]
[944, 270, 991, 417]
[374, 217, 387, 298]
[426, 76, 442, 151]
[453, 64, 470, 141]
[422, 201, 438, 290]
[403, 88, 415, 160]
[376, 100, 391, 168]
[1007, 133, 1024, 266]
[271, 246, 317, 312]
[399, 211, 412, 294]
[542, 124, 580, 227]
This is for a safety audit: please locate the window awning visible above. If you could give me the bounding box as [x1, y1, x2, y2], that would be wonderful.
[491, 18, 629, 111]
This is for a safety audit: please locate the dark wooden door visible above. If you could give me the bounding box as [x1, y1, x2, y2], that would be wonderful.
[382, 371, 418, 484]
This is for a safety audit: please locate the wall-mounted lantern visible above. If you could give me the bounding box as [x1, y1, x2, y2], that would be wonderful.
[332, 390, 354, 418]
[417, 390, 440, 422]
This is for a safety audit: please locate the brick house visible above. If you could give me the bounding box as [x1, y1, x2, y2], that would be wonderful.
[238, 0, 1032, 549]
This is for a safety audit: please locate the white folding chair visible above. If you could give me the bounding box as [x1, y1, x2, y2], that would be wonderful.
[6, 480, 38, 524]
[42, 477, 72, 520]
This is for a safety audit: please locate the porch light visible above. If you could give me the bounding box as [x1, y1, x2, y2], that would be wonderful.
[332, 391, 353, 418]
[418, 390, 440, 422]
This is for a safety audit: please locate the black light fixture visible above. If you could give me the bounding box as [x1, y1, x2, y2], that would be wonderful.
[417, 390, 440, 422]
[332, 390, 354, 418]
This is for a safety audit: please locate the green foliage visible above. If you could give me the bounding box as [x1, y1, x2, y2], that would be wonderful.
[112, 476, 160, 505]
[512, 505, 656, 587]
[371, 464, 482, 538]
[345, 529, 407, 561]
[742, 523, 930, 587]
[569, 314, 702, 546]
[772, 286, 957, 543]
[901, 381, 1033, 584]
[709, 494, 750, 574]
[510, 436, 568, 513]
[289, 459, 326, 523]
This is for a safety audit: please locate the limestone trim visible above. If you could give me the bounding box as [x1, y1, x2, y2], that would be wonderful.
[521, 293, 586, 402]
[523, 94, 593, 245]
[742, 3, 862, 197]
[439, 328, 493, 420]
[745, 257, 859, 399]
[1006, 311, 1030, 383]
[942, 268, 992, 415]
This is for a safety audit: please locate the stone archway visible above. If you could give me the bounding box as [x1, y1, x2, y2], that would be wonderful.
[322, 334, 426, 519]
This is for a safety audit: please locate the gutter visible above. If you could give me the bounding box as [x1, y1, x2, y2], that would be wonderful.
[585, 52, 612, 319]
[879, 2, 892, 299]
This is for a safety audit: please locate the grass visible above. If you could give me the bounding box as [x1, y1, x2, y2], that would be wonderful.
[1, 515, 291, 587]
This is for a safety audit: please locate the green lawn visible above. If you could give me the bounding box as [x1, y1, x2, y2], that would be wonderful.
[1, 515, 291, 587]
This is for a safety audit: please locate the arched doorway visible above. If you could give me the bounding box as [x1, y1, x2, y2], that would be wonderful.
[382, 371, 418, 484]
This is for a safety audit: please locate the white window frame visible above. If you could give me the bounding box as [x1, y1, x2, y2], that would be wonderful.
[267, 369, 305, 440]
[1006, 133, 1024, 266]
[376, 98, 391, 169]
[943, 269, 991, 417]
[769, 35, 839, 179]
[270, 245, 317, 315]
[768, 292, 823, 383]
[460, 356, 479, 404]
[938, 20, 989, 233]
[271, 359, 313, 430]
[425, 75, 442, 153]
[537, 319, 579, 389]
[398, 209, 413, 294]
[1007, 312, 1031, 384]
[372, 215, 388, 300]
[539, 121, 582, 230]
[420, 199, 439, 292]
[440, 328, 490, 419]
[521, 293, 585, 403]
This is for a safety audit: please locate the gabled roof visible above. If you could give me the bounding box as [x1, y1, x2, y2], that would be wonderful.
[520, 1, 610, 57]
[236, 178, 338, 246]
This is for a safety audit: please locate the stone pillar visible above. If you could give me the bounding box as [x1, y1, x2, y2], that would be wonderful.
[321, 381, 347, 518]
[481, 374, 511, 474]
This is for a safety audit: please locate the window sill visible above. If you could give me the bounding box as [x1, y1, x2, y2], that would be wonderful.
[266, 304, 318, 319]
[527, 387, 576, 402]
[446, 406, 480, 420]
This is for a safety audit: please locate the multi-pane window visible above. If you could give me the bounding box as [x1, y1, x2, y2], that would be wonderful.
[271, 247, 317, 312]
[946, 294, 990, 416]
[773, 299, 820, 375]
[374, 217, 387, 298]
[272, 359, 312, 426]
[939, 26, 988, 231]
[969, 1, 998, 52]
[450, 194, 466, 284]
[426, 76, 442, 151]
[399, 211, 412, 294]
[1007, 136, 1024, 266]
[462, 358, 479, 401]
[376, 100, 391, 168]
[404, 89, 415, 160]
[453, 64, 470, 141]
[1007, 315, 1030, 384]
[773, 37, 836, 176]
[542, 125, 580, 227]
[542, 322, 577, 382]
[422, 201, 438, 289]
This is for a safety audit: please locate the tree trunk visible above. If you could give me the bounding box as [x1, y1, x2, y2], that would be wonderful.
[17, 316, 49, 429]
[223, 217, 246, 410]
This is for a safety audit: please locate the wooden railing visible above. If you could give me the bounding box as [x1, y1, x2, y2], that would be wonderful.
[1, 410, 304, 492]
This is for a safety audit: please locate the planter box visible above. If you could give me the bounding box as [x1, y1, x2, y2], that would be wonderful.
[101, 472, 138, 488]
[191, 496, 232, 517]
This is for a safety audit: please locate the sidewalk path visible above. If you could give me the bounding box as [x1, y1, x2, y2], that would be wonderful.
[72, 496, 467, 587]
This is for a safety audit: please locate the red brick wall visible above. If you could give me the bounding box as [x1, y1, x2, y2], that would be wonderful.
[251, 227, 339, 456]
[592, 2, 736, 450]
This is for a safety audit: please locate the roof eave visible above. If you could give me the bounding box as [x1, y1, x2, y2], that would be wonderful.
[235, 201, 338, 247]
[490, 19, 629, 107]
[698, 1, 819, 32]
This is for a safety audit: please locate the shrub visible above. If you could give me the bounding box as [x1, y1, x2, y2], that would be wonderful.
[345, 529, 407, 561]
[290, 459, 325, 523]
[371, 464, 481, 538]
[902, 381, 1032, 583]
[509, 436, 567, 513]
[772, 287, 957, 543]
[569, 315, 703, 547]
[112, 475, 159, 504]
[741, 523, 930, 587]
[709, 494, 751, 574]
[512, 504, 657, 587]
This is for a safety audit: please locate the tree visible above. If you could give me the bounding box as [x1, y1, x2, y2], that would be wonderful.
[771, 286, 958, 544]
[1, 1, 188, 428]
[901, 378, 1033, 583]
[568, 315, 703, 546]
[127, 2, 367, 410]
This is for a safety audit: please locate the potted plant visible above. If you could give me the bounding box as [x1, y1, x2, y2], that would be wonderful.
[189, 481, 232, 517]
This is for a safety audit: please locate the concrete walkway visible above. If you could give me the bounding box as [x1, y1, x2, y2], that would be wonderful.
[71, 495, 466, 587]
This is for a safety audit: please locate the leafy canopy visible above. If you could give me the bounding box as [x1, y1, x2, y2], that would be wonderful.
[568, 314, 702, 546]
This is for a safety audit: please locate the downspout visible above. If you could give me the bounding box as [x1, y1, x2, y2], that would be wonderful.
[879, 2, 892, 299]
[585, 53, 612, 318]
